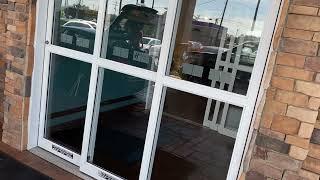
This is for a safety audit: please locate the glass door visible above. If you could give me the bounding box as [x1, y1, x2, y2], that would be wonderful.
[38, 0, 99, 165]
[37, 0, 281, 179]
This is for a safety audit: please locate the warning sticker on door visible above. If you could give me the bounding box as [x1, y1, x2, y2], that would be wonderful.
[60, 34, 73, 44]
[133, 51, 150, 64]
[113, 46, 129, 59]
[76, 37, 90, 48]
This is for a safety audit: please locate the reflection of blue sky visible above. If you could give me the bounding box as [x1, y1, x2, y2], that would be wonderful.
[194, 0, 270, 35]
[63, 0, 270, 35]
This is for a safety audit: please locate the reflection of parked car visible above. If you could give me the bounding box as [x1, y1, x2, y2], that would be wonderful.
[142, 37, 161, 52]
[184, 41, 259, 66]
[63, 19, 97, 29]
[178, 40, 259, 86]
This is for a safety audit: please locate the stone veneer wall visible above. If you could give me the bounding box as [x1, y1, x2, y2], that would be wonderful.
[0, 0, 7, 139]
[242, 0, 320, 179]
[0, 0, 35, 150]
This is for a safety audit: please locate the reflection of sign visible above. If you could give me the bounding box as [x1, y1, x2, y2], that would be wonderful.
[60, 34, 73, 44]
[182, 63, 204, 78]
[76, 37, 90, 48]
[113, 46, 129, 59]
[133, 51, 150, 64]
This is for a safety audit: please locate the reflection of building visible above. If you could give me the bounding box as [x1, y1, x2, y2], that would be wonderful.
[191, 20, 228, 46]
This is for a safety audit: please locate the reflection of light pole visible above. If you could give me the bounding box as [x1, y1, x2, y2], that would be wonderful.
[119, 0, 122, 13]
[152, 0, 155, 8]
[214, 0, 229, 46]
[251, 0, 261, 31]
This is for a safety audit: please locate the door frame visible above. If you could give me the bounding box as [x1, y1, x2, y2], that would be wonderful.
[27, 0, 283, 179]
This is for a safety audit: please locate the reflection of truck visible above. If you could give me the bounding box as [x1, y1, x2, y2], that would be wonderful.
[50, 4, 159, 128]
[103, 4, 158, 69]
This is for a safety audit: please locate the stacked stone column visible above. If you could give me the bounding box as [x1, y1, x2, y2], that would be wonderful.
[0, 0, 34, 150]
[244, 0, 320, 179]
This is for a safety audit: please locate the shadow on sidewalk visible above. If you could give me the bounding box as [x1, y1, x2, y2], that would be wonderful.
[0, 152, 52, 180]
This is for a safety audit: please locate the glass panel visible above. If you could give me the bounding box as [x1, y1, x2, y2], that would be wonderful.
[52, 0, 99, 54]
[208, 100, 242, 132]
[100, 0, 169, 71]
[87, 69, 154, 179]
[45, 54, 91, 154]
[151, 88, 243, 180]
[167, 0, 271, 95]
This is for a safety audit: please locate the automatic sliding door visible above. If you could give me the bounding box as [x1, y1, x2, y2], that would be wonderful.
[38, 0, 98, 164]
[37, 0, 279, 179]
[40, 54, 91, 162]
[86, 69, 154, 179]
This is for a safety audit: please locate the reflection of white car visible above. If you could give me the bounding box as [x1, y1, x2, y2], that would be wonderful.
[142, 37, 161, 52]
[149, 45, 161, 66]
[63, 20, 97, 29]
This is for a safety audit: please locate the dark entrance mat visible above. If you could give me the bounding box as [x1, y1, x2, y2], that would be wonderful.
[0, 152, 52, 180]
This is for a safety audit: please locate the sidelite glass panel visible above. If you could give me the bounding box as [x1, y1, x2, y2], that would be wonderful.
[151, 88, 243, 180]
[45, 54, 91, 154]
[167, 0, 271, 95]
[100, 0, 169, 71]
[52, 0, 99, 54]
[87, 69, 154, 179]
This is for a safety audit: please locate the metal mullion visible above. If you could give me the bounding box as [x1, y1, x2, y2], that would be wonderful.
[246, 0, 282, 100]
[163, 76, 248, 107]
[79, 63, 99, 167]
[38, 49, 51, 145]
[29, 0, 49, 149]
[226, 105, 252, 180]
[38, 0, 55, 143]
[226, 1, 283, 179]
[97, 58, 157, 82]
[79, 0, 107, 170]
[139, 0, 181, 179]
[44, 0, 54, 45]
[93, 0, 107, 58]
[237, 0, 283, 177]
[47, 45, 95, 64]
